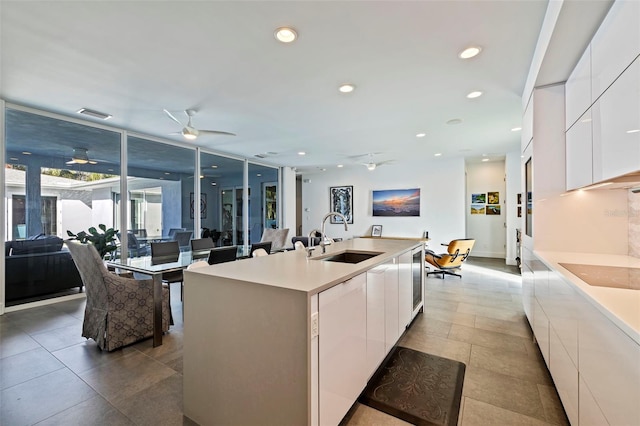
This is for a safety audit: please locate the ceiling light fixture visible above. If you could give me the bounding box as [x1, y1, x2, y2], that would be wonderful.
[338, 84, 355, 93]
[416, 133, 426, 138]
[337, 164, 344, 168]
[434, 153, 442, 157]
[22, 151, 32, 155]
[511, 127, 522, 132]
[366, 163, 376, 171]
[459, 46, 482, 59]
[626, 129, 640, 134]
[466, 91, 483, 99]
[482, 158, 489, 162]
[298, 151, 306, 156]
[274, 27, 298, 43]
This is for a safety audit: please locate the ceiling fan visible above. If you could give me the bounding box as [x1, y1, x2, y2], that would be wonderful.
[163, 109, 236, 140]
[66, 148, 98, 165]
[352, 153, 394, 171]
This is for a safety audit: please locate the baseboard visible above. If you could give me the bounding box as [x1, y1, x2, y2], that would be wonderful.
[4, 292, 86, 313]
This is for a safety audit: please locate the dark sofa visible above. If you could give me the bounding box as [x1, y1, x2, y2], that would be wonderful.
[5, 235, 83, 303]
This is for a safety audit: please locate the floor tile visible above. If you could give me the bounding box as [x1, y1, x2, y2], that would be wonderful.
[469, 345, 553, 385]
[422, 306, 476, 327]
[35, 395, 134, 426]
[456, 302, 524, 322]
[460, 397, 552, 426]
[4, 307, 79, 335]
[343, 403, 411, 425]
[111, 373, 183, 425]
[1, 368, 97, 425]
[0, 326, 41, 359]
[0, 347, 65, 390]
[462, 365, 548, 421]
[449, 324, 529, 354]
[49, 298, 86, 321]
[399, 329, 471, 365]
[30, 322, 86, 352]
[52, 340, 132, 375]
[407, 315, 452, 338]
[537, 384, 570, 425]
[474, 315, 533, 339]
[79, 350, 176, 404]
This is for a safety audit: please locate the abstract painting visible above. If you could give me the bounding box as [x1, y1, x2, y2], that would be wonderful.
[329, 186, 354, 223]
[372, 188, 420, 217]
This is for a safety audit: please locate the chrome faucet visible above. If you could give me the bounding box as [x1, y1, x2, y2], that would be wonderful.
[307, 228, 321, 257]
[320, 212, 348, 253]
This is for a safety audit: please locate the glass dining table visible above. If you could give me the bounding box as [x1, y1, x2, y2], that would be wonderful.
[105, 246, 251, 346]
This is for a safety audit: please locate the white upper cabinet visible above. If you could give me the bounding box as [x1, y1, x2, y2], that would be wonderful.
[566, 46, 592, 130]
[566, 109, 594, 190]
[522, 96, 534, 152]
[592, 56, 640, 182]
[591, 0, 640, 100]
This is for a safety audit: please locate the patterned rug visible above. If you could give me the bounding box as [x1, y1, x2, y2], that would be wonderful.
[358, 346, 465, 426]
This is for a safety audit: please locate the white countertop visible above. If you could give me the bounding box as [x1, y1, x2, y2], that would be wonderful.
[535, 250, 640, 344]
[185, 238, 420, 295]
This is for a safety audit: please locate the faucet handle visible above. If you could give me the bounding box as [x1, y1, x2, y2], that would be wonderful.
[305, 246, 315, 258]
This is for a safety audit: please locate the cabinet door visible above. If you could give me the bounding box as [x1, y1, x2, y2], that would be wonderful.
[384, 260, 399, 353]
[566, 109, 593, 190]
[366, 266, 386, 376]
[579, 375, 609, 426]
[592, 57, 640, 182]
[591, 0, 640, 100]
[319, 274, 367, 426]
[398, 251, 412, 332]
[550, 327, 579, 425]
[521, 262, 534, 328]
[566, 46, 592, 130]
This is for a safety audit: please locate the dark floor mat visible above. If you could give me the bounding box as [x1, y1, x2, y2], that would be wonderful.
[358, 346, 465, 426]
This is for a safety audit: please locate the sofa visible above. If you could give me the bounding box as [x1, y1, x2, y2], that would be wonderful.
[5, 235, 83, 303]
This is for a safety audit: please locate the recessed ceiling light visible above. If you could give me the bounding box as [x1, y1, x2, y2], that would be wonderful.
[320, 168, 326, 172]
[338, 84, 356, 93]
[337, 164, 344, 168]
[459, 46, 482, 59]
[416, 133, 426, 138]
[108, 168, 114, 172]
[211, 182, 217, 186]
[257, 174, 262, 177]
[511, 127, 522, 132]
[274, 27, 297, 43]
[626, 129, 640, 133]
[9, 157, 19, 161]
[482, 158, 489, 162]
[22, 151, 31, 155]
[446, 119, 462, 125]
[434, 153, 442, 157]
[211, 165, 218, 168]
[164, 172, 170, 175]
[467, 91, 483, 99]
[298, 151, 306, 156]
[199, 175, 204, 179]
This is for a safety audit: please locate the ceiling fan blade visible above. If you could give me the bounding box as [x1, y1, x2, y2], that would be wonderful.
[198, 130, 236, 136]
[163, 109, 185, 127]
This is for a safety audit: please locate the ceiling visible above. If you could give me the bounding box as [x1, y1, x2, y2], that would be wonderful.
[0, 1, 612, 174]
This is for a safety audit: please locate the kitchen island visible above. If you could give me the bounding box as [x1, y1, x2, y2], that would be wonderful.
[183, 238, 423, 426]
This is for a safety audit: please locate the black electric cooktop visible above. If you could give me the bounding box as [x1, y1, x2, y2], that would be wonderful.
[559, 263, 640, 290]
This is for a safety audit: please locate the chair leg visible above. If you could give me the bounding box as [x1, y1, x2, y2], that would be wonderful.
[426, 269, 462, 279]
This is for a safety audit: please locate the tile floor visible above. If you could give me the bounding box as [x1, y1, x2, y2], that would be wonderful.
[0, 258, 568, 426]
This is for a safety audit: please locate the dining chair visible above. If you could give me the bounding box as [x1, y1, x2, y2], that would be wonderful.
[190, 238, 215, 260]
[207, 246, 238, 265]
[294, 241, 306, 251]
[151, 241, 184, 299]
[66, 240, 171, 351]
[173, 230, 193, 252]
[249, 241, 272, 257]
[167, 227, 186, 239]
[252, 248, 269, 257]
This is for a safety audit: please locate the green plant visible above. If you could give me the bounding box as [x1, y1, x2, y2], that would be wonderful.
[67, 224, 119, 259]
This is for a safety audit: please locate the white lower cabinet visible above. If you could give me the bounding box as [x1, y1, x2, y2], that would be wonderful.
[384, 260, 399, 353]
[398, 251, 412, 333]
[319, 273, 368, 426]
[579, 375, 609, 426]
[550, 326, 578, 425]
[366, 265, 386, 375]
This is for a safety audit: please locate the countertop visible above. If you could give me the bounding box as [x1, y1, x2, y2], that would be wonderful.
[535, 250, 640, 344]
[185, 238, 420, 296]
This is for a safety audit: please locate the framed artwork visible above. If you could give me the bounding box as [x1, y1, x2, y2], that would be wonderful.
[471, 193, 486, 204]
[190, 192, 207, 219]
[486, 205, 501, 215]
[470, 204, 485, 215]
[371, 225, 383, 237]
[372, 188, 420, 217]
[488, 192, 500, 204]
[329, 186, 354, 224]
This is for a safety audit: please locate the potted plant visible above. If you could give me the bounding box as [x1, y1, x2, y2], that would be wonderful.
[67, 224, 119, 259]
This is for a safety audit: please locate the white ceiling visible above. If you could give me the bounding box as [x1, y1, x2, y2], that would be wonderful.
[0, 1, 612, 173]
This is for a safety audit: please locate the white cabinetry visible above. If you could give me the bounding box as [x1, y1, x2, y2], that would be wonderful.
[522, 96, 534, 152]
[579, 376, 609, 426]
[566, 46, 592, 130]
[384, 259, 399, 353]
[366, 266, 386, 375]
[318, 273, 367, 426]
[550, 327, 579, 425]
[565, 109, 593, 190]
[590, 0, 640, 100]
[398, 250, 412, 333]
[592, 56, 640, 182]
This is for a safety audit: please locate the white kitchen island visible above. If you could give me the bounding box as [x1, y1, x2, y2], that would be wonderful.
[182, 238, 422, 426]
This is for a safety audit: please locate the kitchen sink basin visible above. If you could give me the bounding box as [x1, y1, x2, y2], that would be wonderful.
[316, 250, 383, 264]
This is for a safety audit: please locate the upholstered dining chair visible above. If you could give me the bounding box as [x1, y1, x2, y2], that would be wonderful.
[252, 248, 269, 257]
[173, 230, 193, 252]
[66, 241, 171, 351]
[207, 246, 238, 265]
[294, 241, 306, 251]
[151, 241, 184, 300]
[425, 238, 475, 278]
[260, 228, 289, 251]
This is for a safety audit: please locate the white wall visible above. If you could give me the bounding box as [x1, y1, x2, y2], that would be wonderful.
[505, 151, 522, 265]
[61, 199, 93, 237]
[301, 158, 466, 249]
[466, 160, 506, 258]
[92, 187, 114, 229]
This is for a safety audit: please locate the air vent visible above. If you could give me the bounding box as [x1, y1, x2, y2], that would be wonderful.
[76, 108, 112, 120]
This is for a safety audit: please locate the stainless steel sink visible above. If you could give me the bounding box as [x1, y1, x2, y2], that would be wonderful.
[315, 250, 383, 264]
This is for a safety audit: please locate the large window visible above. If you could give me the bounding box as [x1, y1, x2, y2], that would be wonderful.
[248, 163, 279, 244]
